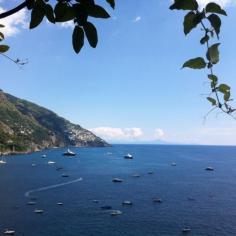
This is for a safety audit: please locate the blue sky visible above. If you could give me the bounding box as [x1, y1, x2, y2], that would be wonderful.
[1, 0, 236, 145]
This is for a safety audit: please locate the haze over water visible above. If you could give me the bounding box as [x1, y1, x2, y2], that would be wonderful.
[0, 144, 236, 236]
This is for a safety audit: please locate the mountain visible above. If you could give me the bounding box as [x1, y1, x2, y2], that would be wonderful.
[0, 90, 109, 154]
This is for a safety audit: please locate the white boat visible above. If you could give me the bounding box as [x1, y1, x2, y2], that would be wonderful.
[171, 162, 176, 166]
[57, 202, 63, 206]
[182, 228, 191, 233]
[4, 230, 15, 235]
[34, 209, 44, 214]
[112, 178, 123, 183]
[61, 173, 69, 177]
[32, 163, 36, 167]
[122, 201, 133, 206]
[153, 198, 163, 203]
[63, 149, 76, 156]
[110, 210, 122, 216]
[0, 157, 6, 164]
[205, 166, 214, 171]
[41, 154, 46, 158]
[48, 161, 55, 165]
[27, 201, 36, 205]
[132, 174, 141, 178]
[124, 153, 133, 159]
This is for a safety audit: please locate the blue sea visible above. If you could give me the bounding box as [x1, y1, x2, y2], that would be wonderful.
[1, 145, 236, 236]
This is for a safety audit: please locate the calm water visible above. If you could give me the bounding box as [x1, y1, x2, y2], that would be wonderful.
[0, 145, 236, 236]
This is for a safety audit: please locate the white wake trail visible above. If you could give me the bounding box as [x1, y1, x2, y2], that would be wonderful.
[24, 177, 83, 197]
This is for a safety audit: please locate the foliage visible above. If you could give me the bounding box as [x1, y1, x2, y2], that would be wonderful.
[170, 0, 236, 118]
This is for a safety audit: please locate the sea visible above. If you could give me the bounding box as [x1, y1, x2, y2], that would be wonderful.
[0, 144, 236, 236]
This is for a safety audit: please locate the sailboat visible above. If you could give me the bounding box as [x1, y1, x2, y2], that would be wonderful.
[63, 148, 76, 156]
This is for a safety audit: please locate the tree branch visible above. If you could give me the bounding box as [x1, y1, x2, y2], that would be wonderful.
[0, 1, 28, 19]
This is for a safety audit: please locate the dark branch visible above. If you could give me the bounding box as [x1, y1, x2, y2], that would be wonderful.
[0, 1, 28, 19]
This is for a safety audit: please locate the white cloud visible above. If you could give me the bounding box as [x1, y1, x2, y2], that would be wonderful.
[0, 7, 28, 37]
[60, 21, 74, 29]
[154, 128, 165, 140]
[90, 127, 143, 141]
[133, 16, 141, 23]
[197, 0, 235, 8]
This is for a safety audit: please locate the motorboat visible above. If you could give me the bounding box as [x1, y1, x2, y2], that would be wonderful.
[61, 173, 69, 177]
[132, 174, 141, 178]
[101, 205, 112, 210]
[112, 178, 123, 183]
[4, 230, 15, 235]
[182, 228, 191, 233]
[63, 149, 76, 156]
[110, 210, 122, 216]
[34, 209, 44, 214]
[32, 163, 36, 167]
[0, 157, 6, 164]
[57, 202, 63, 206]
[171, 162, 176, 166]
[124, 153, 133, 159]
[41, 154, 46, 158]
[122, 201, 133, 206]
[27, 201, 36, 205]
[153, 198, 163, 203]
[48, 161, 55, 165]
[205, 166, 214, 171]
[148, 171, 154, 174]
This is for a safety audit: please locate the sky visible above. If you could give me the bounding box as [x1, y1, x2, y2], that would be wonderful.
[1, 0, 236, 145]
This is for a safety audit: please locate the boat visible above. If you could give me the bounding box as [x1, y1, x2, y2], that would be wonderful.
[41, 154, 46, 158]
[124, 153, 133, 159]
[32, 163, 36, 167]
[93, 200, 99, 203]
[182, 228, 191, 233]
[132, 174, 141, 178]
[153, 198, 163, 203]
[63, 149, 76, 156]
[205, 166, 214, 171]
[4, 230, 15, 235]
[101, 205, 112, 210]
[110, 210, 122, 216]
[171, 162, 176, 166]
[61, 173, 69, 177]
[56, 167, 63, 171]
[27, 201, 36, 205]
[48, 161, 55, 165]
[57, 202, 63, 206]
[148, 171, 154, 174]
[112, 178, 123, 183]
[0, 156, 6, 164]
[122, 201, 133, 206]
[34, 209, 44, 214]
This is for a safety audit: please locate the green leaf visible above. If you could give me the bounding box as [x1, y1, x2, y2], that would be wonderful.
[83, 22, 98, 48]
[205, 2, 227, 16]
[0, 45, 9, 53]
[208, 74, 218, 82]
[72, 26, 84, 54]
[87, 5, 110, 18]
[45, 4, 55, 23]
[200, 35, 209, 44]
[183, 11, 202, 35]
[30, 5, 45, 29]
[170, 0, 198, 10]
[207, 97, 217, 106]
[182, 57, 206, 69]
[224, 91, 230, 101]
[206, 43, 220, 64]
[218, 84, 230, 93]
[55, 3, 75, 22]
[106, 0, 115, 9]
[0, 32, 4, 41]
[208, 14, 221, 38]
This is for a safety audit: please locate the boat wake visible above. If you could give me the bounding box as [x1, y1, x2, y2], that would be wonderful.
[24, 177, 83, 197]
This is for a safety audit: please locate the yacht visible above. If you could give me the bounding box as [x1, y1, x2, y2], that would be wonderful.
[112, 178, 123, 183]
[205, 166, 214, 171]
[48, 161, 55, 165]
[153, 198, 163, 203]
[182, 228, 191, 233]
[122, 201, 133, 206]
[4, 230, 15, 235]
[124, 153, 133, 159]
[63, 149, 76, 156]
[110, 210, 122, 216]
[34, 209, 44, 214]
